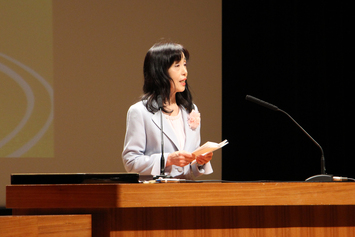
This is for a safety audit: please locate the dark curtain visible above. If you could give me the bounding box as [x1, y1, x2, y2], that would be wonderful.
[222, 1, 353, 181]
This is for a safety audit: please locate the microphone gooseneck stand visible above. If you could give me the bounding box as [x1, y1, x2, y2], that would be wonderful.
[245, 95, 333, 182]
[153, 95, 172, 180]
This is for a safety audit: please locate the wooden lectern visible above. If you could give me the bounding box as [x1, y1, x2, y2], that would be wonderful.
[6, 182, 355, 236]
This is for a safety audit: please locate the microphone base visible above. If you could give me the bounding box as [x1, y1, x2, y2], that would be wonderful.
[305, 174, 333, 182]
[153, 175, 172, 180]
[155, 178, 186, 183]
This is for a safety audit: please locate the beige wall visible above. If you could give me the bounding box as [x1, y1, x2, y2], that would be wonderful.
[0, 0, 221, 207]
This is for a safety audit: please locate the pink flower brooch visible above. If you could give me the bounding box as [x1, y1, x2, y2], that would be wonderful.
[188, 110, 200, 130]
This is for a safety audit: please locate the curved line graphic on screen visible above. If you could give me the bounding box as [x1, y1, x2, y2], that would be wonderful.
[0, 63, 35, 148]
[0, 53, 53, 157]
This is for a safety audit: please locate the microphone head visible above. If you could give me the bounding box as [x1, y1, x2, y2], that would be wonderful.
[157, 95, 163, 109]
[245, 95, 279, 111]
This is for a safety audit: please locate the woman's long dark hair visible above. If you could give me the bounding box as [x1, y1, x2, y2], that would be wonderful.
[142, 42, 193, 113]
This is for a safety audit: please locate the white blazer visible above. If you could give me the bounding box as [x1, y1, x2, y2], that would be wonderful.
[122, 101, 213, 179]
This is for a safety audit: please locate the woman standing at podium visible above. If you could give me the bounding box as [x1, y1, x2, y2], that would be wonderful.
[122, 41, 213, 179]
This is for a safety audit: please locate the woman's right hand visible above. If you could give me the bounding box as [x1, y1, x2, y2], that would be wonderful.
[166, 151, 195, 167]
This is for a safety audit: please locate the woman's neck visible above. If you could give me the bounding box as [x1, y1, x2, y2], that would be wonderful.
[169, 92, 176, 104]
[164, 94, 179, 116]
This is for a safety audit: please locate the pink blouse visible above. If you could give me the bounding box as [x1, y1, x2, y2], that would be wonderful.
[164, 109, 185, 151]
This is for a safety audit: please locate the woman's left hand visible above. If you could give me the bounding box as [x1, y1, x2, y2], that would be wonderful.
[195, 152, 213, 165]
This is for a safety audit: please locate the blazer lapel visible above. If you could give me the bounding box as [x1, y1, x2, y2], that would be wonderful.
[181, 107, 193, 151]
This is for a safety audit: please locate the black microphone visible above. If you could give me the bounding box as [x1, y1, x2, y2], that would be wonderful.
[157, 95, 165, 176]
[245, 95, 333, 182]
[153, 95, 171, 180]
[245, 95, 279, 111]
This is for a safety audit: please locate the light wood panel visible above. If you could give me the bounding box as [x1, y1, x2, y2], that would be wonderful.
[10, 206, 355, 237]
[0, 215, 91, 237]
[7, 182, 355, 237]
[7, 182, 355, 208]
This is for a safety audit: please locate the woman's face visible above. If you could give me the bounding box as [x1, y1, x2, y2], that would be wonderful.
[168, 53, 188, 95]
